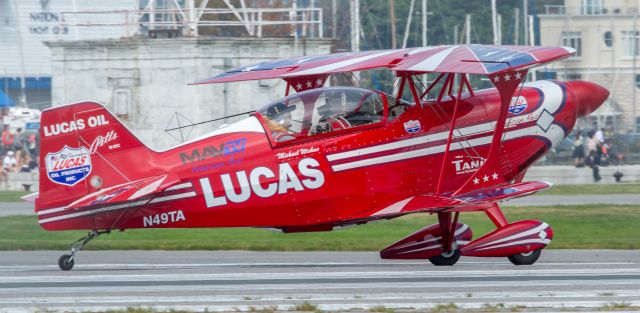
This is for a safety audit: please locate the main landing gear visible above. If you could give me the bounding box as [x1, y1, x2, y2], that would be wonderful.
[507, 249, 542, 265]
[428, 246, 461, 266]
[58, 230, 110, 271]
[379, 204, 553, 266]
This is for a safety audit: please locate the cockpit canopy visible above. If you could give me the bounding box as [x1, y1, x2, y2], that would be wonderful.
[257, 87, 388, 143]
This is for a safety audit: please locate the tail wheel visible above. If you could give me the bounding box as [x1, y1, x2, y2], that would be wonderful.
[429, 249, 461, 266]
[58, 254, 74, 271]
[508, 249, 542, 265]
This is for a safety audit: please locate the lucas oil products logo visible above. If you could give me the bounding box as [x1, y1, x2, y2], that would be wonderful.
[45, 146, 92, 186]
[403, 120, 421, 133]
[509, 96, 528, 115]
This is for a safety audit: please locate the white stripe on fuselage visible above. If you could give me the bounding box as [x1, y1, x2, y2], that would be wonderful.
[326, 122, 494, 162]
[38, 191, 198, 224]
[330, 123, 564, 172]
[327, 80, 566, 172]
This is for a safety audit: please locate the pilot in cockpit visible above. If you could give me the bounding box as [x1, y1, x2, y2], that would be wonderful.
[265, 102, 296, 142]
[315, 96, 351, 134]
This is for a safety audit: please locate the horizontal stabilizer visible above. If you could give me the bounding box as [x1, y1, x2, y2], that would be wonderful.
[65, 174, 180, 210]
[21, 192, 39, 203]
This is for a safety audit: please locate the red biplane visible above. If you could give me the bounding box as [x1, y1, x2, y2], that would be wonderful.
[29, 45, 608, 270]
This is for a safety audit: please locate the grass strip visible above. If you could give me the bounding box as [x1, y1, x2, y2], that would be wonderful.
[538, 182, 640, 195]
[0, 205, 638, 251]
[0, 191, 31, 202]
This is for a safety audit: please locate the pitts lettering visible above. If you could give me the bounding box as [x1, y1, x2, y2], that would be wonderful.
[199, 158, 324, 208]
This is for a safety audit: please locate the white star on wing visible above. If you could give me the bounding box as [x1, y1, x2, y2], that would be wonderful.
[473, 177, 480, 184]
[515, 72, 522, 80]
[306, 81, 313, 88]
[492, 172, 499, 180]
[242, 65, 258, 72]
[483, 175, 489, 182]
[296, 83, 303, 90]
[504, 74, 511, 81]
[316, 78, 323, 86]
[493, 76, 500, 82]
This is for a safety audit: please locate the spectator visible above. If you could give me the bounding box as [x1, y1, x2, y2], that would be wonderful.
[14, 128, 23, 164]
[586, 154, 601, 182]
[18, 149, 30, 172]
[28, 159, 38, 171]
[586, 130, 600, 166]
[595, 127, 605, 144]
[573, 131, 585, 167]
[35, 131, 40, 163]
[3, 151, 17, 173]
[1, 125, 13, 154]
[27, 134, 37, 160]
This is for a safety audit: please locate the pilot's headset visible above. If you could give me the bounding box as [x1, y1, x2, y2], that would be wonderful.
[267, 102, 293, 125]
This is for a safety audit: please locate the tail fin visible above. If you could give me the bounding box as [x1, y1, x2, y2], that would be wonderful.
[37, 101, 161, 212]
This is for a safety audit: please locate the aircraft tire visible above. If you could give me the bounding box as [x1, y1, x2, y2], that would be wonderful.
[58, 254, 74, 271]
[428, 249, 460, 266]
[508, 249, 541, 265]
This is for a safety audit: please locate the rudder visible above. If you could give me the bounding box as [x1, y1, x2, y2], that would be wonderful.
[37, 101, 160, 213]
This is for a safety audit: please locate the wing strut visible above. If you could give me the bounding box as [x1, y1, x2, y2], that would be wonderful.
[453, 69, 528, 196]
[435, 73, 471, 195]
[420, 73, 445, 100]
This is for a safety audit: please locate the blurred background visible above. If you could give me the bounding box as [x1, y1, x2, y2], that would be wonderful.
[0, 0, 638, 190]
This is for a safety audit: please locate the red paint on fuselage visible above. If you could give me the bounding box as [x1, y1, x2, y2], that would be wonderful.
[36, 80, 585, 231]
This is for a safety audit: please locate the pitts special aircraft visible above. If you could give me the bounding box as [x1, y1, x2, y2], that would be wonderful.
[29, 44, 608, 270]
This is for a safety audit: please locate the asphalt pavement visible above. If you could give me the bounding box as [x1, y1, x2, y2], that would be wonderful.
[0, 250, 638, 312]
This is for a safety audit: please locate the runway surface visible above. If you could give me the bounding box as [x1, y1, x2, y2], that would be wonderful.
[0, 250, 639, 312]
[2, 194, 640, 217]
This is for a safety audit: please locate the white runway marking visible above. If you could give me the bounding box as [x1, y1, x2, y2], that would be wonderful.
[0, 251, 638, 312]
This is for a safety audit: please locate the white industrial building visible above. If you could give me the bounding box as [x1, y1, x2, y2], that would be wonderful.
[539, 0, 640, 133]
[48, 37, 333, 150]
[0, 0, 137, 108]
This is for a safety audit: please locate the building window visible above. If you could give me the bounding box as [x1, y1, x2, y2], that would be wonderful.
[604, 31, 613, 47]
[583, 0, 603, 15]
[636, 75, 640, 89]
[562, 32, 582, 57]
[564, 73, 582, 80]
[622, 31, 640, 57]
[114, 88, 131, 119]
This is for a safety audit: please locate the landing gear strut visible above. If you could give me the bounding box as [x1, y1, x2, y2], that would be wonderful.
[58, 230, 109, 271]
[429, 212, 461, 266]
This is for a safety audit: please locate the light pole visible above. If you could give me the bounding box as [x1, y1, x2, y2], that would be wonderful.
[10, 0, 27, 107]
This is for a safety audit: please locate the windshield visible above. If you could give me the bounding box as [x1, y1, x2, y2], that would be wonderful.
[257, 87, 385, 143]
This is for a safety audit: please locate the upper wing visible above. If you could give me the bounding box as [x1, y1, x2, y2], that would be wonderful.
[194, 45, 575, 84]
[363, 181, 551, 219]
